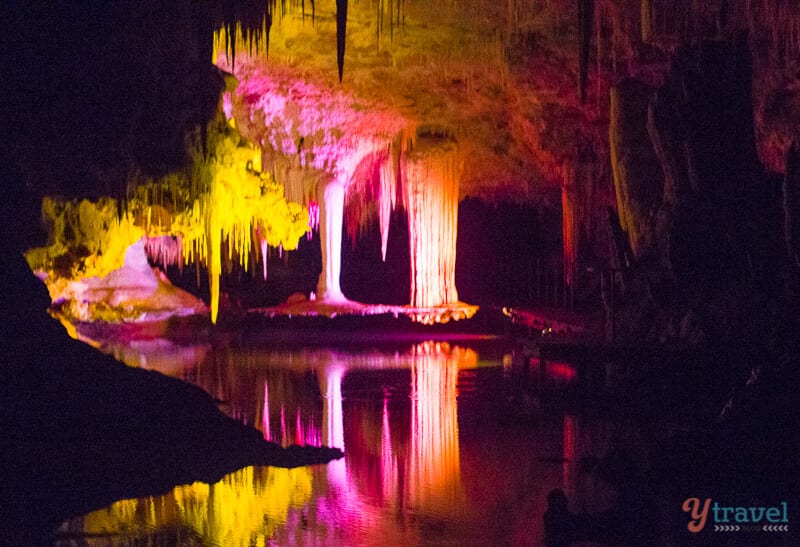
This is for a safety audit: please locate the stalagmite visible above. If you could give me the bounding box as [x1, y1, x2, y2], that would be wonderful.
[403, 132, 462, 308]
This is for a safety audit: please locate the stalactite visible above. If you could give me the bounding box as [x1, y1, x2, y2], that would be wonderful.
[137, 120, 310, 324]
[337, 0, 348, 82]
[378, 146, 398, 261]
[606, 206, 634, 276]
[389, 0, 394, 42]
[641, 0, 652, 43]
[377, 0, 382, 51]
[578, 0, 594, 103]
[398, 0, 404, 32]
[206, 187, 223, 324]
[260, 237, 269, 280]
[402, 134, 462, 308]
[562, 177, 577, 286]
[144, 236, 183, 271]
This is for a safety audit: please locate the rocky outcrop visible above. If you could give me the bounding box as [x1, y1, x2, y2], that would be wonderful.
[607, 35, 792, 346]
[36, 239, 207, 324]
[1, 249, 342, 545]
[609, 79, 662, 258]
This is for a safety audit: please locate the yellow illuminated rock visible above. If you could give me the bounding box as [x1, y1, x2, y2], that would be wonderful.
[26, 119, 308, 324]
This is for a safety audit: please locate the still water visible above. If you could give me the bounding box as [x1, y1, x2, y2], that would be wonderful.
[56, 331, 631, 546]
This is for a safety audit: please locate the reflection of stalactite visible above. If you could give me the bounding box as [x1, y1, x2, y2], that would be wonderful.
[74, 342, 484, 542]
[402, 134, 462, 307]
[380, 396, 398, 503]
[80, 466, 313, 547]
[320, 365, 347, 486]
[253, 377, 323, 449]
[562, 414, 576, 499]
[262, 381, 271, 441]
[320, 366, 345, 451]
[212, 2, 276, 68]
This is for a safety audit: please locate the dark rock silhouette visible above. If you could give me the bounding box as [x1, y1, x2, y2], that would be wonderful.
[1, 251, 342, 546]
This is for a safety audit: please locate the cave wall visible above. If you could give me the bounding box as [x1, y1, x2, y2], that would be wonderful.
[611, 35, 787, 287]
[605, 34, 798, 346]
[609, 78, 662, 259]
[7, 1, 224, 203]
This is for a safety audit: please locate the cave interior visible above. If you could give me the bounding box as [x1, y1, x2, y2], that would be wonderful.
[3, 0, 800, 543]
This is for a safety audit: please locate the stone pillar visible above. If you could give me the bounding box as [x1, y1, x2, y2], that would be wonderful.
[316, 178, 347, 301]
[403, 135, 462, 308]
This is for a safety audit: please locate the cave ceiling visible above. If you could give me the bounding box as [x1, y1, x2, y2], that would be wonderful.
[216, 0, 594, 203]
[8, 0, 800, 210]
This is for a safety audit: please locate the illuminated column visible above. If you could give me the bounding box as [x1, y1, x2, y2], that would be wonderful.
[316, 178, 347, 301]
[403, 136, 462, 307]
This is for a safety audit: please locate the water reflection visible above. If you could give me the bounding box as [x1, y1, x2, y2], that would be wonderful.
[58, 337, 658, 546]
[409, 343, 463, 516]
[62, 340, 480, 546]
[79, 466, 313, 546]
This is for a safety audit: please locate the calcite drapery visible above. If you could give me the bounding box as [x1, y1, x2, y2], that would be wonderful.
[403, 133, 462, 308]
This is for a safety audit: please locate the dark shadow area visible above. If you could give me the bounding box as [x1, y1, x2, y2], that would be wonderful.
[0, 251, 342, 546]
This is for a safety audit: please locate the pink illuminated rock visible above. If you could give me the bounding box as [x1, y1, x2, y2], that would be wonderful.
[39, 240, 207, 324]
